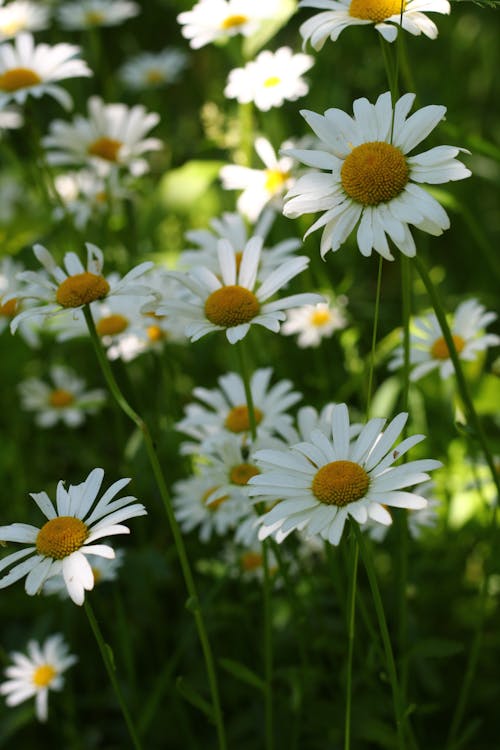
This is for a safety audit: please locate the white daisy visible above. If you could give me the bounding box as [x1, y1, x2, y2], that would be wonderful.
[225, 47, 314, 112]
[119, 48, 188, 90]
[299, 0, 450, 49]
[0, 256, 40, 346]
[0, 104, 22, 130]
[283, 91, 471, 260]
[223, 536, 280, 584]
[281, 296, 348, 348]
[0, 32, 91, 110]
[53, 169, 128, 230]
[160, 235, 323, 344]
[42, 95, 162, 177]
[57, 0, 140, 30]
[43, 550, 124, 597]
[177, 0, 280, 49]
[388, 298, 500, 381]
[249, 402, 441, 545]
[0, 1, 50, 41]
[0, 634, 77, 722]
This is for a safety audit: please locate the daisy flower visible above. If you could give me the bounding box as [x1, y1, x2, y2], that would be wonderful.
[299, 0, 450, 49]
[389, 298, 500, 381]
[225, 47, 314, 112]
[0, 1, 50, 41]
[0, 468, 146, 605]
[249, 402, 441, 545]
[281, 296, 348, 347]
[177, 0, 279, 49]
[119, 48, 188, 90]
[283, 91, 471, 259]
[42, 95, 162, 176]
[0, 104, 22, 130]
[161, 235, 323, 344]
[223, 536, 280, 584]
[57, 0, 140, 30]
[0, 32, 91, 110]
[0, 635, 77, 722]
[0, 256, 40, 346]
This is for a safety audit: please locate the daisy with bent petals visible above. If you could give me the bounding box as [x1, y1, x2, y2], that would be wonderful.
[283, 91, 471, 259]
[178, 0, 279, 49]
[299, 0, 450, 49]
[0, 468, 146, 605]
[249, 402, 441, 545]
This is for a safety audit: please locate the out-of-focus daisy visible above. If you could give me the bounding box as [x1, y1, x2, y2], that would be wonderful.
[178, 0, 279, 49]
[282, 296, 348, 347]
[57, 0, 139, 30]
[43, 96, 162, 177]
[18, 365, 105, 428]
[225, 47, 314, 112]
[283, 91, 471, 260]
[223, 536, 279, 584]
[161, 235, 323, 344]
[0, 104, 22, 130]
[53, 170, 127, 230]
[249, 402, 441, 545]
[119, 48, 188, 90]
[0, 256, 40, 346]
[389, 299, 500, 381]
[0, 635, 76, 722]
[299, 0, 450, 49]
[0, 1, 50, 40]
[0, 468, 146, 605]
[0, 32, 91, 110]
[43, 550, 124, 597]
[221, 137, 296, 221]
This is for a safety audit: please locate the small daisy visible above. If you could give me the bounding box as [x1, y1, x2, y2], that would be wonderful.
[225, 47, 314, 112]
[53, 169, 128, 230]
[223, 536, 279, 584]
[281, 296, 348, 348]
[0, 32, 91, 110]
[161, 235, 323, 344]
[249, 402, 441, 545]
[0, 1, 50, 41]
[43, 95, 162, 176]
[178, 0, 279, 49]
[0, 104, 22, 130]
[0, 256, 40, 346]
[18, 365, 106, 428]
[283, 91, 471, 259]
[43, 550, 124, 597]
[299, 0, 450, 49]
[119, 48, 188, 90]
[57, 0, 140, 30]
[0, 468, 146, 605]
[0, 634, 77, 722]
[389, 299, 500, 381]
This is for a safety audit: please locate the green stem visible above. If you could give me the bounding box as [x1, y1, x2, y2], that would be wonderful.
[262, 540, 275, 750]
[344, 530, 359, 750]
[366, 256, 384, 416]
[236, 339, 257, 440]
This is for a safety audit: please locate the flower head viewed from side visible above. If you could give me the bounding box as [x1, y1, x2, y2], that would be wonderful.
[249, 403, 441, 545]
[57, 0, 140, 30]
[178, 0, 279, 49]
[0, 468, 147, 605]
[0, 634, 77, 722]
[284, 91, 471, 259]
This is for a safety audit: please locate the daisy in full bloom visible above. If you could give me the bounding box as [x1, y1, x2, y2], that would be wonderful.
[18, 365, 106, 428]
[281, 296, 348, 347]
[299, 0, 450, 48]
[0, 635, 77, 722]
[57, 0, 140, 30]
[0, 468, 146, 604]
[224, 47, 314, 112]
[249, 402, 441, 545]
[283, 92, 471, 259]
[119, 48, 188, 90]
[43, 96, 162, 177]
[177, 0, 280, 49]
[0, 33, 91, 110]
[0, 1, 50, 41]
[160, 235, 323, 343]
[388, 299, 500, 381]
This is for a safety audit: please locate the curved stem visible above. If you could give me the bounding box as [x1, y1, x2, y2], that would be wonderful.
[344, 530, 359, 750]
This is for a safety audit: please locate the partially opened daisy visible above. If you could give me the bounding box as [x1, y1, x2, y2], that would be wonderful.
[0, 634, 77, 722]
[0, 468, 146, 605]
[161, 236, 323, 343]
[178, 0, 279, 49]
[249, 403, 441, 545]
[0, 1, 50, 41]
[284, 91, 471, 259]
[0, 32, 91, 110]
[57, 0, 140, 30]
[299, 0, 450, 49]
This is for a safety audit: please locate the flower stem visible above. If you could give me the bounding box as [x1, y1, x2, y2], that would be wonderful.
[236, 339, 257, 440]
[366, 256, 384, 416]
[344, 529, 359, 750]
[262, 540, 275, 750]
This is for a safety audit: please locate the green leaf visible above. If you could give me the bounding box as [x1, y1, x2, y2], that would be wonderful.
[219, 657, 266, 692]
[175, 676, 215, 721]
[243, 0, 298, 59]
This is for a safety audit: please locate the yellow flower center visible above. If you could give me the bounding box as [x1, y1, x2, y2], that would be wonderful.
[147, 324, 165, 342]
[0, 19, 26, 36]
[96, 314, 129, 337]
[310, 309, 332, 327]
[56, 272, 110, 308]
[202, 487, 229, 511]
[264, 169, 289, 194]
[312, 460, 370, 506]
[0, 297, 17, 317]
[221, 13, 248, 29]
[204, 285, 260, 328]
[85, 10, 105, 24]
[225, 405, 263, 433]
[431, 334, 465, 360]
[341, 141, 409, 206]
[32, 664, 57, 688]
[88, 137, 123, 163]
[349, 0, 405, 22]
[0, 67, 42, 92]
[36, 516, 89, 559]
[49, 389, 75, 408]
[230, 463, 260, 486]
[91, 566, 102, 584]
[240, 551, 263, 571]
[264, 76, 281, 88]
[146, 69, 165, 84]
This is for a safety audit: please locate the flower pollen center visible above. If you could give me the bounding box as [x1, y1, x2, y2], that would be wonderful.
[311, 309, 332, 327]
[312, 460, 369, 507]
[146, 69, 165, 84]
[147, 324, 165, 342]
[96, 314, 129, 337]
[431, 334, 465, 360]
[85, 10, 105, 24]
[33, 664, 56, 688]
[49, 388, 75, 408]
[264, 169, 289, 194]
[36, 516, 89, 560]
[225, 405, 263, 433]
[349, 0, 405, 22]
[264, 76, 281, 88]
[341, 141, 409, 206]
[221, 13, 248, 29]
[230, 463, 260, 486]
[204, 285, 260, 328]
[202, 487, 229, 511]
[240, 551, 263, 571]
[0, 297, 17, 317]
[88, 137, 123, 162]
[0, 67, 41, 91]
[56, 272, 110, 308]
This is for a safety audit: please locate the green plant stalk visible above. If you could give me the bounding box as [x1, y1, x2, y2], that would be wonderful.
[366, 256, 384, 416]
[236, 339, 258, 439]
[83, 305, 227, 750]
[344, 529, 359, 750]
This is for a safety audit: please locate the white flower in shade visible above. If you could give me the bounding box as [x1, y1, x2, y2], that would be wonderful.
[0, 104, 22, 130]
[0, 33, 91, 110]
[282, 296, 348, 348]
[43, 96, 162, 177]
[0, 1, 50, 41]
[43, 550, 124, 597]
[161, 235, 323, 344]
[18, 365, 105, 428]
[119, 48, 188, 90]
[225, 47, 314, 112]
[249, 402, 441, 545]
[177, 0, 279, 49]
[221, 137, 296, 222]
[223, 535, 280, 584]
[283, 91, 471, 260]
[57, 0, 139, 30]
[0, 468, 146, 605]
[10, 242, 154, 334]
[389, 299, 500, 381]
[299, 0, 450, 49]
[53, 170, 127, 230]
[0, 635, 77, 722]
[0, 256, 40, 346]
